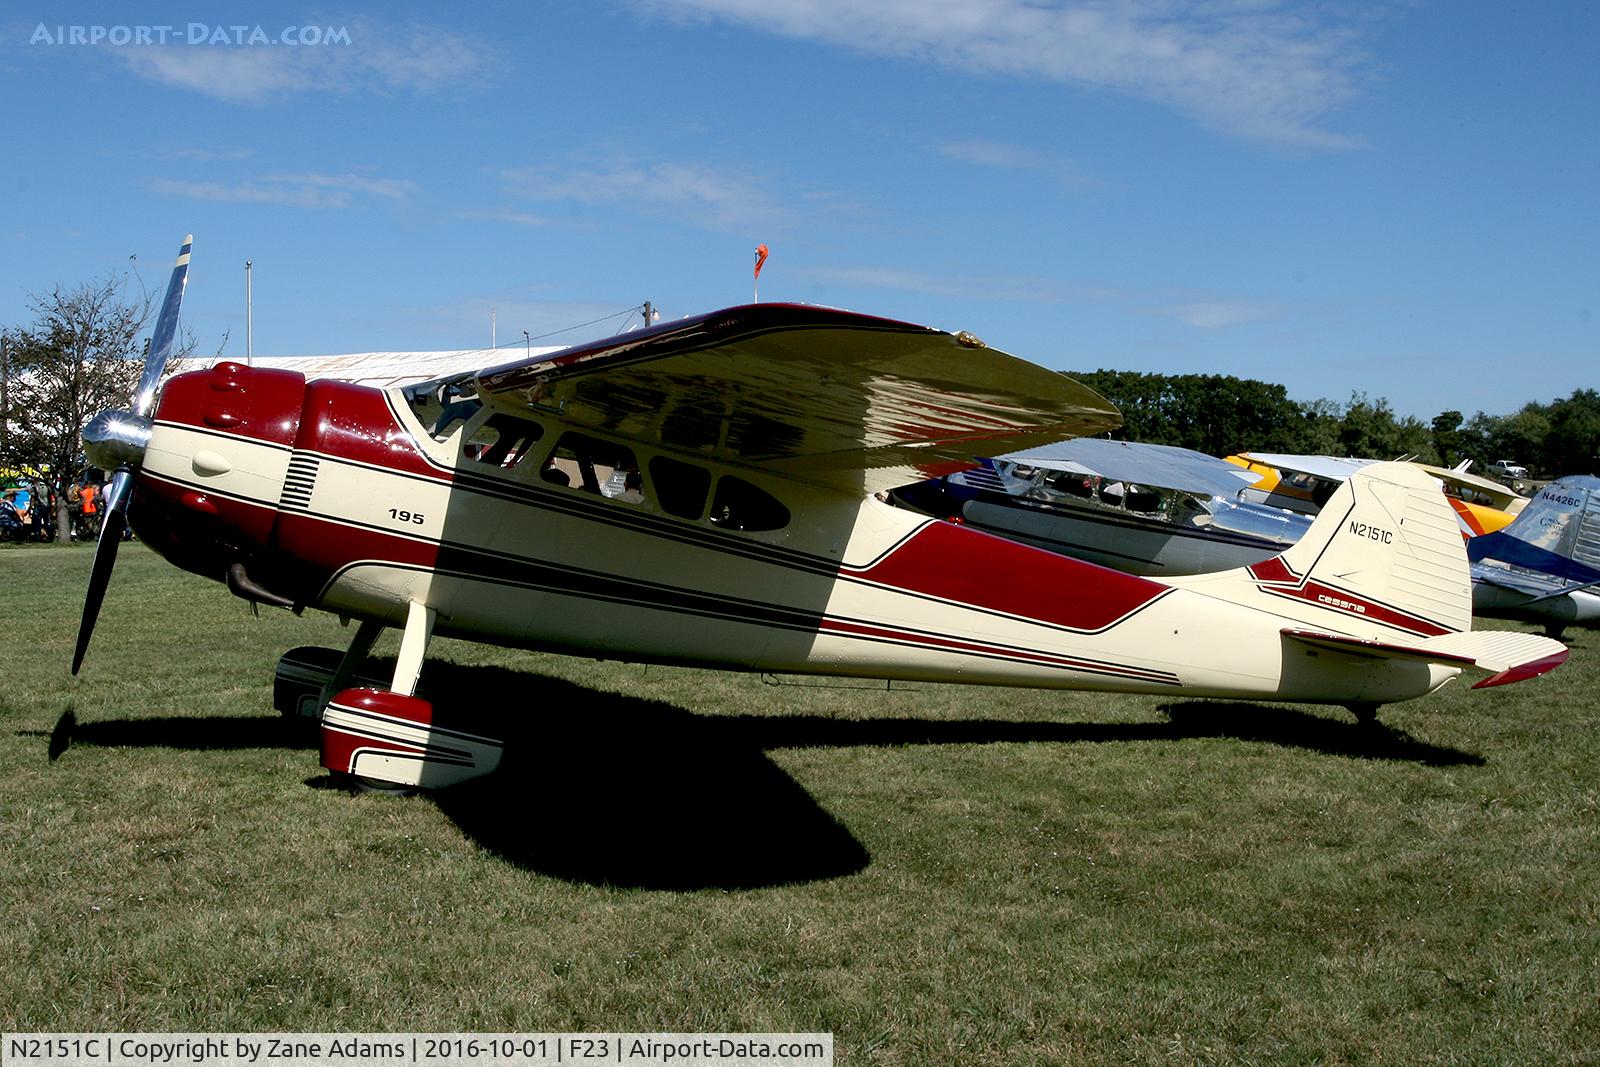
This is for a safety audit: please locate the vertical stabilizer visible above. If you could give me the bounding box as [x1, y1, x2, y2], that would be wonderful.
[1468, 476, 1600, 583]
[1170, 461, 1472, 639]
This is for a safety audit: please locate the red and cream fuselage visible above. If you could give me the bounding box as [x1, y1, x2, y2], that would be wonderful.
[134, 360, 1465, 712]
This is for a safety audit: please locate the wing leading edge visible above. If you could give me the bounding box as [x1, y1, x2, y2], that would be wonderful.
[472, 303, 1121, 492]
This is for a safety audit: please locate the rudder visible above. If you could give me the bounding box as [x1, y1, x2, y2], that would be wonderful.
[1171, 462, 1472, 639]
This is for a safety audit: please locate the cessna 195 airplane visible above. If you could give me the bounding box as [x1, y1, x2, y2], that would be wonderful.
[74, 237, 1569, 790]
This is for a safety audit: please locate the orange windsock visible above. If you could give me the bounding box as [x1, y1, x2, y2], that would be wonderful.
[754, 243, 769, 280]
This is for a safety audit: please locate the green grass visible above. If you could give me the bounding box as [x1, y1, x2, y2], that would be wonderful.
[3, 542, 1599, 1064]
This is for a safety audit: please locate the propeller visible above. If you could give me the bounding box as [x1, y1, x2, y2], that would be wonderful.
[72, 235, 192, 675]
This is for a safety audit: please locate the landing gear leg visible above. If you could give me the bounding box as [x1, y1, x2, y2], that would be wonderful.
[388, 599, 435, 698]
[317, 618, 386, 713]
[1347, 702, 1380, 726]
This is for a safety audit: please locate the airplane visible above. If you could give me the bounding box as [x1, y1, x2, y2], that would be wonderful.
[73, 236, 1569, 791]
[1467, 476, 1600, 638]
[891, 438, 1312, 578]
[1229, 452, 1527, 538]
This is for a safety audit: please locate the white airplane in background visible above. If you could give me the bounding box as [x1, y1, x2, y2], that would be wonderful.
[73, 237, 1568, 791]
[892, 438, 1311, 577]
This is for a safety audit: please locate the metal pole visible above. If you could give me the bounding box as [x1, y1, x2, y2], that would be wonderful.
[245, 260, 253, 365]
[0, 333, 8, 459]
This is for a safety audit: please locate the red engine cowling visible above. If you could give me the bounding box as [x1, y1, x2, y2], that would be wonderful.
[133, 362, 308, 586]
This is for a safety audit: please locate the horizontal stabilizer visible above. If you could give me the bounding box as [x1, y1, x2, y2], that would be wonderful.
[1283, 627, 1568, 689]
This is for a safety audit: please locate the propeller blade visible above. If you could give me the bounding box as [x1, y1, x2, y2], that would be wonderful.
[132, 234, 192, 418]
[71, 472, 132, 675]
[73, 233, 192, 675]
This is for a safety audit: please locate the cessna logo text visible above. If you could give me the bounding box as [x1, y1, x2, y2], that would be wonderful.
[1347, 521, 1393, 543]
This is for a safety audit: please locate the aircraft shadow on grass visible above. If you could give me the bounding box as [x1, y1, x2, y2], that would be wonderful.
[35, 659, 1483, 890]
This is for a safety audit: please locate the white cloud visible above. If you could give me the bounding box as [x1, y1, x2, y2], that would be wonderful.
[641, 0, 1369, 148]
[262, 172, 418, 199]
[150, 171, 417, 209]
[1153, 299, 1275, 329]
[502, 158, 787, 232]
[459, 210, 553, 228]
[111, 19, 493, 104]
[937, 139, 1093, 185]
[167, 146, 256, 163]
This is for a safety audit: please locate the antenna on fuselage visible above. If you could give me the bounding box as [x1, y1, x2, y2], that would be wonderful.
[244, 259, 253, 366]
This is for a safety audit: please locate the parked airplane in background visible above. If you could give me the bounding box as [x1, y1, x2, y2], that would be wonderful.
[893, 438, 1310, 577]
[1230, 452, 1526, 537]
[1468, 476, 1600, 638]
[73, 237, 1568, 791]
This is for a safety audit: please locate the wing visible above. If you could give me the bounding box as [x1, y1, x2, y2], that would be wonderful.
[472, 304, 1121, 492]
[1240, 452, 1376, 482]
[1413, 462, 1526, 511]
[1474, 561, 1597, 597]
[1001, 438, 1259, 498]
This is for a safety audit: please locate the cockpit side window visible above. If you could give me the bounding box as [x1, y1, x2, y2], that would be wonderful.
[404, 378, 484, 442]
[709, 475, 789, 532]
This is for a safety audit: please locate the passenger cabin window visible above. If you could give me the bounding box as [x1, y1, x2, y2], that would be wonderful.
[709, 475, 789, 532]
[464, 413, 544, 470]
[543, 432, 644, 504]
[649, 456, 712, 519]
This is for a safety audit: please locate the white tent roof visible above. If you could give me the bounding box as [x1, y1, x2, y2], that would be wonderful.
[218, 348, 560, 390]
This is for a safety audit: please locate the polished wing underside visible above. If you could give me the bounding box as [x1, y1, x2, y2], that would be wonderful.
[471, 304, 1121, 492]
[1000, 438, 1260, 498]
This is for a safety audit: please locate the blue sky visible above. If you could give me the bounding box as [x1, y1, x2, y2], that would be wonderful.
[1, 1, 1594, 421]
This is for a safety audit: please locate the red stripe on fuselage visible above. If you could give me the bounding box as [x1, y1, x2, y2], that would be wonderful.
[1247, 554, 1450, 637]
[847, 519, 1170, 633]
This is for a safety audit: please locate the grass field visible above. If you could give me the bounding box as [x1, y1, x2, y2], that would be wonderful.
[3, 542, 1598, 1063]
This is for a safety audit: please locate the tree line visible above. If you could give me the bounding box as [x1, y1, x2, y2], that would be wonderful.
[1067, 369, 1600, 480]
[1, 276, 194, 541]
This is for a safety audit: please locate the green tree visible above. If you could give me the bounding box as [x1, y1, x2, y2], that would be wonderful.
[1430, 410, 1466, 468]
[1543, 389, 1600, 476]
[1065, 370, 1310, 455]
[1335, 392, 1437, 463]
[0, 276, 192, 542]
